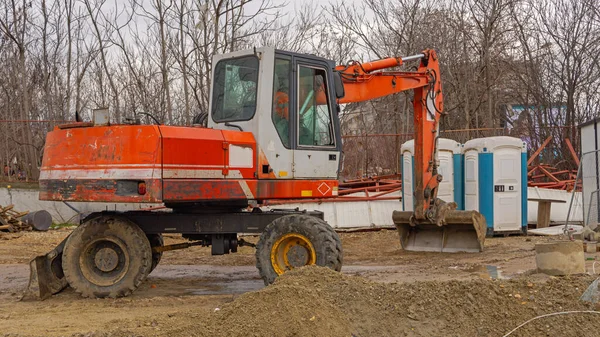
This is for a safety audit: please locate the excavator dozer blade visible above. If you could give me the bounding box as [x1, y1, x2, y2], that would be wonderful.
[24, 237, 69, 300]
[393, 210, 487, 253]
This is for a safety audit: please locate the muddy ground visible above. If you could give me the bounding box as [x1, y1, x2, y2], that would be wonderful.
[1, 228, 599, 336]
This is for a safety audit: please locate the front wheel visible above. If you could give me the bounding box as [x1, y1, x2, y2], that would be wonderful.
[255, 215, 343, 285]
[62, 216, 152, 298]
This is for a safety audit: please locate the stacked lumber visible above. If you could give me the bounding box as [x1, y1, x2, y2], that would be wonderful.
[0, 204, 30, 232]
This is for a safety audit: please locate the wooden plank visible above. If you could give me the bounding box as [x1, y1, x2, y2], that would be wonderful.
[537, 201, 552, 228]
[10, 211, 28, 218]
[528, 135, 553, 166]
[0, 205, 14, 214]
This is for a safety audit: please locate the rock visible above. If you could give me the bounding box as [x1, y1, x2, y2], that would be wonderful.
[535, 241, 585, 276]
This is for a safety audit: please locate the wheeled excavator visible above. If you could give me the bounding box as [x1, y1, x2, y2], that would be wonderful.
[27, 47, 486, 299]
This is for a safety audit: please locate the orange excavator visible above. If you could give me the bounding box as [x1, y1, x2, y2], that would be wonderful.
[27, 47, 486, 299]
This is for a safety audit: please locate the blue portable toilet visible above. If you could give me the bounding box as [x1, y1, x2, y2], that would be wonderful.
[401, 138, 464, 211]
[463, 136, 527, 236]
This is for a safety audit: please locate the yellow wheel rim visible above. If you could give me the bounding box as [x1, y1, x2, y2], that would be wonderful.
[270, 233, 316, 275]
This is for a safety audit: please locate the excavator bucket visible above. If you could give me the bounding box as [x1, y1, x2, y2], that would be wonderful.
[24, 238, 68, 300]
[393, 209, 487, 253]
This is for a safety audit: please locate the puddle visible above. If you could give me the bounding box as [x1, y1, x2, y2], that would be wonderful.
[460, 264, 506, 279]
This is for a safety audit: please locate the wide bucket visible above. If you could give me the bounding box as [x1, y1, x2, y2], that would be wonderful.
[393, 210, 486, 253]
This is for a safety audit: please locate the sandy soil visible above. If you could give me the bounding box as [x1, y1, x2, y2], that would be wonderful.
[0, 228, 598, 336]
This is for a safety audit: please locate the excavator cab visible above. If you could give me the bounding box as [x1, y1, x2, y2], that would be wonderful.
[208, 48, 344, 182]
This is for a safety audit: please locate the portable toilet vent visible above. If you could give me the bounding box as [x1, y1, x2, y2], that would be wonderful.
[401, 138, 463, 211]
[463, 136, 527, 236]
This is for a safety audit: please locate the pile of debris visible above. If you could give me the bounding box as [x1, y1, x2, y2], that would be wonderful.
[527, 136, 580, 191]
[528, 165, 578, 190]
[0, 204, 30, 232]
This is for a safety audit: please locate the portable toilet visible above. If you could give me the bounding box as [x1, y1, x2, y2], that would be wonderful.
[401, 138, 463, 211]
[463, 136, 527, 236]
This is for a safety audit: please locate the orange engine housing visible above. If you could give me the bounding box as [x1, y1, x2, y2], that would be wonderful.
[39, 124, 338, 205]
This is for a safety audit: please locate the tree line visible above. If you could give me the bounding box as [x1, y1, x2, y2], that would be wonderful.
[1, 0, 598, 180]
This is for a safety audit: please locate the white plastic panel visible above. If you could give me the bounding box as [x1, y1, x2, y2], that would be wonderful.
[229, 145, 254, 168]
[464, 150, 479, 211]
[263, 192, 401, 228]
[463, 136, 524, 153]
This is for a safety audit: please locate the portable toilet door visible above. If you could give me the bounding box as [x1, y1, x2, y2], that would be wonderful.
[463, 136, 527, 236]
[436, 138, 463, 210]
[401, 138, 463, 211]
[464, 147, 479, 213]
[401, 140, 414, 211]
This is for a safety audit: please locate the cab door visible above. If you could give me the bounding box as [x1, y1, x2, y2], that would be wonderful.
[292, 58, 341, 179]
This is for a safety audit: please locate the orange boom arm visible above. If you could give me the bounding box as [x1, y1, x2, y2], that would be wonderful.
[335, 50, 444, 220]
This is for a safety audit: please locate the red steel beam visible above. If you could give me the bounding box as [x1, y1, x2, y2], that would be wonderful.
[528, 136, 552, 166]
[565, 138, 580, 167]
[538, 166, 560, 183]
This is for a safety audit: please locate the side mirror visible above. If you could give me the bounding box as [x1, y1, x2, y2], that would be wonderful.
[333, 72, 345, 99]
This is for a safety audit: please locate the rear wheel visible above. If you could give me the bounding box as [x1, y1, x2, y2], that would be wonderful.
[147, 234, 164, 273]
[255, 215, 343, 285]
[62, 216, 152, 298]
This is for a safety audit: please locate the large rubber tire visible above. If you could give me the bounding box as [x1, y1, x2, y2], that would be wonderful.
[147, 233, 164, 273]
[256, 214, 343, 285]
[62, 216, 152, 298]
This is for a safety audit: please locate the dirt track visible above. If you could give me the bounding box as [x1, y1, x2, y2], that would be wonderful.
[1, 229, 598, 336]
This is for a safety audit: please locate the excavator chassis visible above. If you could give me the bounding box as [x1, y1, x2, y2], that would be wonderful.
[26, 208, 326, 300]
[393, 201, 487, 253]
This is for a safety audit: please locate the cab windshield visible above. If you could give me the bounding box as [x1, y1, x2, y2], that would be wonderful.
[211, 55, 259, 122]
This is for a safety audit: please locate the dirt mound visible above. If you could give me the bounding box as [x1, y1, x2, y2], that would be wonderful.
[10, 265, 597, 337]
[132, 266, 600, 337]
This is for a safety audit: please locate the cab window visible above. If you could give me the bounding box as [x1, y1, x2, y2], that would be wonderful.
[212, 56, 259, 122]
[297, 66, 335, 147]
[272, 58, 291, 147]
